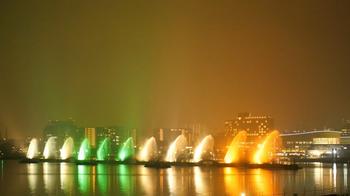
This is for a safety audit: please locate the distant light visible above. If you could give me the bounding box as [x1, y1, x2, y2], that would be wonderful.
[241, 193, 246, 196]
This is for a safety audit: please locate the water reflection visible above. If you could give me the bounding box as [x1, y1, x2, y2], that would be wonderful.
[332, 163, 337, 190]
[43, 163, 59, 194]
[1, 160, 3, 180]
[27, 163, 40, 194]
[194, 167, 211, 195]
[138, 166, 153, 195]
[118, 165, 134, 195]
[344, 164, 348, 190]
[60, 163, 74, 194]
[223, 167, 244, 194]
[97, 164, 108, 195]
[8, 161, 350, 195]
[252, 169, 274, 195]
[77, 165, 96, 195]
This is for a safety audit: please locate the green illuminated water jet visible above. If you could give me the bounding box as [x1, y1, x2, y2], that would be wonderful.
[97, 138, 110, 161]
[78, 138, 91, 161]
[118, 137, 134, 161]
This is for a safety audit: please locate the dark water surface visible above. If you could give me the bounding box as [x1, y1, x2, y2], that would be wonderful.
[0, 160, 349, 195]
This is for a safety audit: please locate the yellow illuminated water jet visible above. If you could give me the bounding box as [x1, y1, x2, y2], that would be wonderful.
[224, 131, 247, 163]
[193, 135, 214, 162]
[253, 130, 280, 164]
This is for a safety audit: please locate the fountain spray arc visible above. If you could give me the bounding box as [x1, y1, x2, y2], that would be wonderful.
[193, 135, 214, 162]
[60, 137, 74, 160]
[43, 137, 58, 159]
[253, 130, 281, 164]
[224, 131, 247, 163]
[27, 138, 39, 159]
[97, 138, 110, 161]
[78, 138, 91, 161]
[118, 137, 135, 161]
[165, 134, 187, 162]
[138, 137, 157, 162]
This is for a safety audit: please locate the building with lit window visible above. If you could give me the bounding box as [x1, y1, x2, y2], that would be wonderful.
[96, 126, 122, 149]
[224, 113, 274, 142]
[85, 128, 96, 148]
[279, 130, 350, 158]
[341, 120, 350, 136]
[154, 127, 200, 156]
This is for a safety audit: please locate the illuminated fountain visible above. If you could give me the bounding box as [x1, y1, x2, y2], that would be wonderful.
[26, 138, 39, 159]
[165, 134, 187, 162]
[193, 135, 214, 162]
[138, 137, 157, 162]
[78, 138, 91, 161]
[224, 131, 247, 163]
[253, 130, 280, 164]
[118, 137, 135, 161]
[60, 137, 74, 160]
[97, 138, 110, 161]
[43, 137, 58, 159]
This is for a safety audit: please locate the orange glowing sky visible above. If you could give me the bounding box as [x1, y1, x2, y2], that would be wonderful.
[0, 1, 350, 138]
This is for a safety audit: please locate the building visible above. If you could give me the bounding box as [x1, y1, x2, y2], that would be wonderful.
[224, 113, 274, 142]
[279, 130, 350, 158]
[154, 127, 198, 155]
[85, 128, 96, 148]
[341, 119, 350, 136]
[96, 126, 121, 149]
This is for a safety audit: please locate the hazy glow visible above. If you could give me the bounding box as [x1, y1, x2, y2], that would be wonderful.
[97, 138, 110, 161]
[78, 138, 90, 161]
[26, 138, 39, 159]
[137, 137, 157, 162]
[60, 137, 74, 160]
[224, 131, 247, 163]
[253, 130, 280, 164]
[193, 135, 214, 162]
[165, 134, 187, 162]
[118, 137, 134, 161]
[43, 137, 57, 159]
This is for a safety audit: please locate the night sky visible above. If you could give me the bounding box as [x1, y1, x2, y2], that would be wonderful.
[1, 1, 350, 138]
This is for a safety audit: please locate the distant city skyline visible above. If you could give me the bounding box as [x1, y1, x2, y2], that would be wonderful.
[1, 1, 350, 138]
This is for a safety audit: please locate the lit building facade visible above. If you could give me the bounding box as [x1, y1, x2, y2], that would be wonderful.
[341, 119, 350, 136]
[280, 130, 344, 158]
[96, 126, 121, 150]
[85, 128, 96, 148]
[154, 127, 199, 155]
[224, 113, 274, 142]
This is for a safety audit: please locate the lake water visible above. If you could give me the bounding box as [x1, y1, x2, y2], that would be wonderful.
[0, 160, 349, 195]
